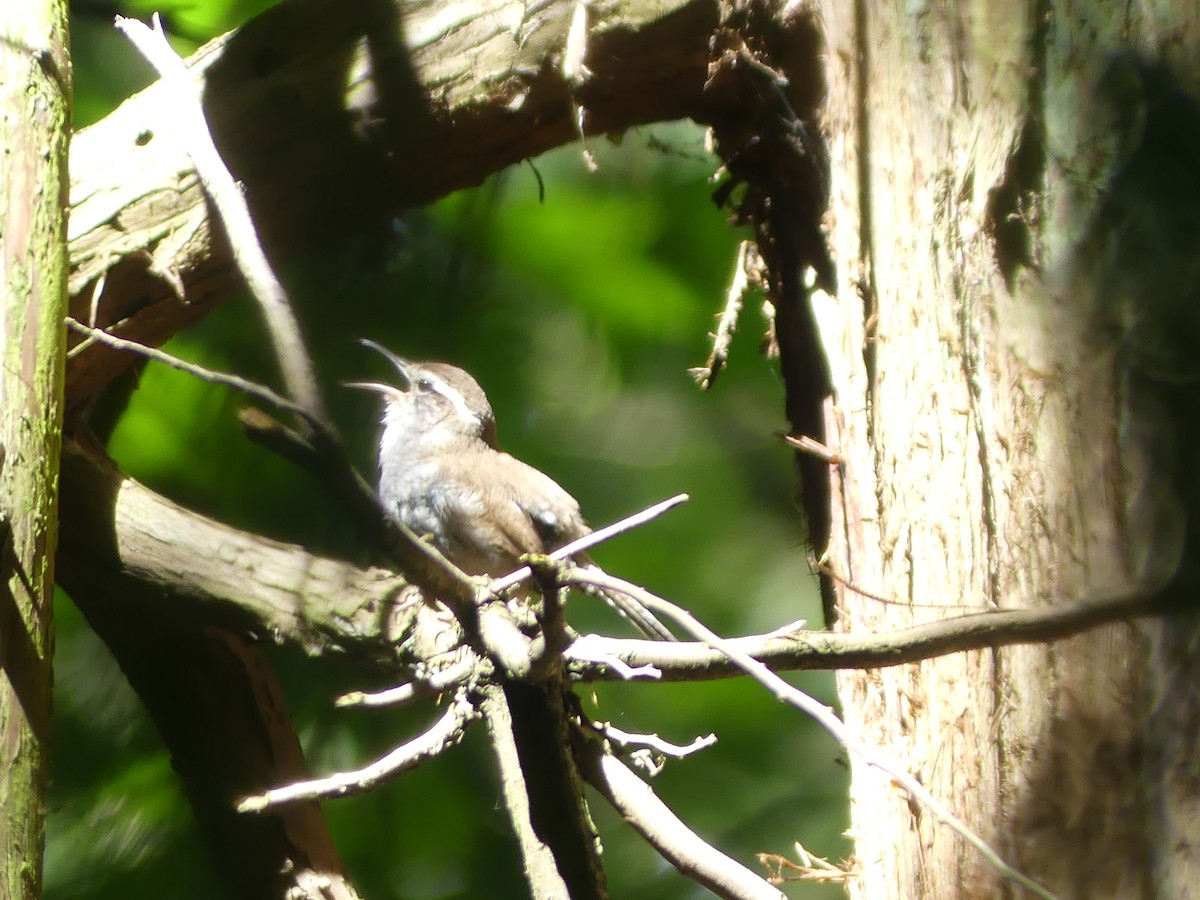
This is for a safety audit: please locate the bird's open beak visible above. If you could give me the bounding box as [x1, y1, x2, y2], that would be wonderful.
[342, 379, 406, 401]
[346, 339, 412, 395]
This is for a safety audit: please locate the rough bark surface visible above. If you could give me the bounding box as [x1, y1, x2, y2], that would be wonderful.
[819, 2, 1200, 897]
[0, 2, 70, 897]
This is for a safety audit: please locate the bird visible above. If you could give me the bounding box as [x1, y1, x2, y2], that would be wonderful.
[347, 340, 675, 641]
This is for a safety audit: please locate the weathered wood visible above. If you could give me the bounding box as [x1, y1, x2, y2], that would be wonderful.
[820, 1, 1200, 896]
[66, 0, 718, 406]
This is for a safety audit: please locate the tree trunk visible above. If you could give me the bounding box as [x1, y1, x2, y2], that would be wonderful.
[0, 2, 70, 898]
[820, 2, 1200, 896]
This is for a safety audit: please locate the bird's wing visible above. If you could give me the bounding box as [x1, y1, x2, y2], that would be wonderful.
[425, 452, 577, 574]
[491, 455, 677, 640]
[476, 452, 586, 552]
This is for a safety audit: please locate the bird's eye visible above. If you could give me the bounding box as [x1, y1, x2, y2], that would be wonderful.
[416, 378, 434, 392]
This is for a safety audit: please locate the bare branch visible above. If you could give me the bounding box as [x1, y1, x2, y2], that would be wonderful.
[690, 240, 757, 390]
[479, 684, 575, 899]
[593, 722, 716, 759]
[56, 440, 461, 661]
[781, 433, 843, 465]
[579, 738, 784, 900]
[114, 14, 325, 422]
[759, 843, 855, 886]
[567, 634, 662, 680]
[566, 584, 1164, 680]
[567, 569, 1059, 899]
[590, 720, 715, 775]
[478, 603, 543, 681]
[237, 693, 478, 811]
[65, 317, 309, 419]
[336, 656, 475, 709]
[335, 682, 419, 710]
[489, 493, 690, 594]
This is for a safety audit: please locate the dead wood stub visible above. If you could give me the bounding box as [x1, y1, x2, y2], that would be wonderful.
[702, 0, 836, 620]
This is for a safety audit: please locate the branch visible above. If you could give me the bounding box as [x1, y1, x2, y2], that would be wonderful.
[566, 584, 1164, 680]
[589, 720, 716, 776]
[492, 493, 688, 643]
[60, 439, 1165, 678]
[336, 656, 475, 709]
[568, 635, 662, 680]
[579, 737, 784, 900]
[472, 681, 604, 900]
[238, 693, 478, 811]
[115, 14, 325, 422]
[65, 317, 309, 418]
[480, 684, 570, 894]
[567, 570, 1058, 899]
[689, 240, 757, 390]
[56, 440, 448, 658]
[592, 722, 716, 760]
[489, 493, 689, 593]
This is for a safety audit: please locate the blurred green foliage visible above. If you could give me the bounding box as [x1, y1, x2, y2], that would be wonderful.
[54, 2, 850, 897]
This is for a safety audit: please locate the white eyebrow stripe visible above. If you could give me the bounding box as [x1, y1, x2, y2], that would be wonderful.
[428, 373, 480, 426]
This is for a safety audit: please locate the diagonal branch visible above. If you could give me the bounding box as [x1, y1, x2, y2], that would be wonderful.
[115, 14, 326, 423]
[489, 494, 689, 593]
[238, 693, 479, 811]
[578, 735, 783, 900]
[66, 316, 310, 418]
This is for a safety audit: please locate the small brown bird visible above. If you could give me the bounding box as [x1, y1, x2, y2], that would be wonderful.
[348, 340, 674, 640]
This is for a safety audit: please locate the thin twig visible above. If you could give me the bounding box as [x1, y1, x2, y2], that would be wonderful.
[567, 634, 662, 680]
[781, 433, 843, 465]
[817, 559, 990, 610]
[689, 241, 756, 390]
[489, 493, 689, 594]
[237, 693, 478, 811]
[593, 721, 716, 759]
[65, 317, 310, 419]
[115, 14, 325, 423]
[336, 656, 475, 709]
[336, 682, 419, 709]
[759, 843, 855, 885]
[566, 569, 1059, 900]
[563, 0, 598, 172]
